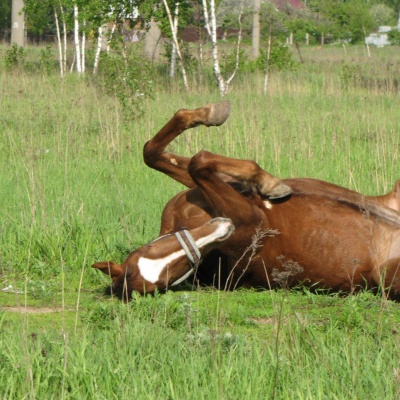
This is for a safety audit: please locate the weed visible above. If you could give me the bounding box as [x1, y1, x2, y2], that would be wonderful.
[3, 44, 25, 71]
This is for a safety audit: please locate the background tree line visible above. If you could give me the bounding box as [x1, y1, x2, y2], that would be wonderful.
[1, 0, 399, 44]
[1, 0, 399, 109]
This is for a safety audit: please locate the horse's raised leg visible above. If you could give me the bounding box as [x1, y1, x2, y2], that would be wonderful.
[188, 150, 291, 225]
[143, 101, 231, 188]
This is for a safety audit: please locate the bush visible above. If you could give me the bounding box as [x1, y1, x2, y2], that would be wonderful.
[3, 44, 25, 71]
[255, 41, 297, 71]
[96, 49, 154, 120]
[388, 30, 400, 45]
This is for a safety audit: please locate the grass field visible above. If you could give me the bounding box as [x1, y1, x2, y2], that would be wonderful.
[1, 43, 400, 398]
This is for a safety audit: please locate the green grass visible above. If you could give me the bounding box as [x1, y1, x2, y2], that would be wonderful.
[0, 44, 400, 398]
[2, 290, 400, 398]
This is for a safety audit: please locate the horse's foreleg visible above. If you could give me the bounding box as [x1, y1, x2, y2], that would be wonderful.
[143, 101, 231, 188]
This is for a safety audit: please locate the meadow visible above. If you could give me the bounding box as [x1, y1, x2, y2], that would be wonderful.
[0, 43, 400, 398]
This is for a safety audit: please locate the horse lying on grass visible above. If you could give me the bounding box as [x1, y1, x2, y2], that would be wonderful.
[93, 101, 400, 301]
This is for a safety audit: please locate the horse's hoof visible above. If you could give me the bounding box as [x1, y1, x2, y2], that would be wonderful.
[267, 183, 292, 200]
[205, 101, 231, 126]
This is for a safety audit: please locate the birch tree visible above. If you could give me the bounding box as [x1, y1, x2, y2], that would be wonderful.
[202, 0, 244, 96]
[251, 0, 260, 59]
[73, 4, 82, 73]
[162, 0, 189, 91]
[263, 21, 272, 94]
[53, 5, 64, 75]
[169, 2, 179, 78]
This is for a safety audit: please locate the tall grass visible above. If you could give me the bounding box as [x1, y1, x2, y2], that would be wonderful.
[0, 44, 400, 398]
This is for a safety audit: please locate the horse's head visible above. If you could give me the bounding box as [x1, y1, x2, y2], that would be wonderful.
[92, 218, 235, 301]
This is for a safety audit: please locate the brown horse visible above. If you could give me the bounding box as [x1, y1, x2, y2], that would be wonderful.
[93, 102, 400, 301]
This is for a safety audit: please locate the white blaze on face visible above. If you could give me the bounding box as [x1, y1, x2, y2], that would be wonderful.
[138, 249, 186, 283]
[137, 220, 233, 284]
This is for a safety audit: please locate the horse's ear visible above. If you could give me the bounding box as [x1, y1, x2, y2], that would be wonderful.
[92, 261, 123, 279]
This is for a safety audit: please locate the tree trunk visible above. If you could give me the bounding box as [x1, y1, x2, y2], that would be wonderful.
[74, 4, 82, 73]
[202, 0, 225, 95]
[107, 23, 116, 54]
[169, 3, 179, 78]
[263, 23, 272, 95]
[144, 18, 161, 62]
[93, 26, 103, 75]
[54, 5, 63, 76]
[251, 0, 260, 59]
[202, 0, 243, 96]
[11, 0, 25, 46]
[363, 26, 371, 58]
[162, 0, 189, 92]
[81, 21, 86, 73]
[60, 3, 67, 74]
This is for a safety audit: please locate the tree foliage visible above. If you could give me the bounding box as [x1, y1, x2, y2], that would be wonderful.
[0, 0, 11, 31]
[7, 0, 399, 46]
[307, 0, 375, 43]
[369, 3, 397, 28]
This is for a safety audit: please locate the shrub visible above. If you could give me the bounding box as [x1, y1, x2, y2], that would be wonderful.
[96, 49, 154, 120]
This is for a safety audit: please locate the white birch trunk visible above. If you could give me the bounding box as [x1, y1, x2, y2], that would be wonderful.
[169, 3, 179, 78]
[263, 24, 272, 95]
[363, 26, 371, 58]
[93, 26, 103, 74]
[202, 0, 243, 96]
[225, 9, 243, 89]
[81, 21, 86, 73]
[60, 3, 67, 74]
[202, 0, 224, 95]
[170, 42, 177, 78]
[162, 0, 189, 92]
[107, 23, 116, 54]
[198, 39, 203, 87]
[54, 5, 63, 76]
[74, 4, 82, 73]
[251, 0, 260, 59]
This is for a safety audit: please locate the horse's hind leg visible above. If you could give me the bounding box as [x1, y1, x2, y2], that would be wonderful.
[189, 150, 291, 201]
[188, 150, 291, 225]
[143, 101, 231, 188]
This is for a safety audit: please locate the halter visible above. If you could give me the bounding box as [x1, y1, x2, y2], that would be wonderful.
[174, 229, 202, 270]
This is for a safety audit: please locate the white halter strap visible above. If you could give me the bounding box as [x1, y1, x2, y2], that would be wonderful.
[174, 229, 201, 268]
